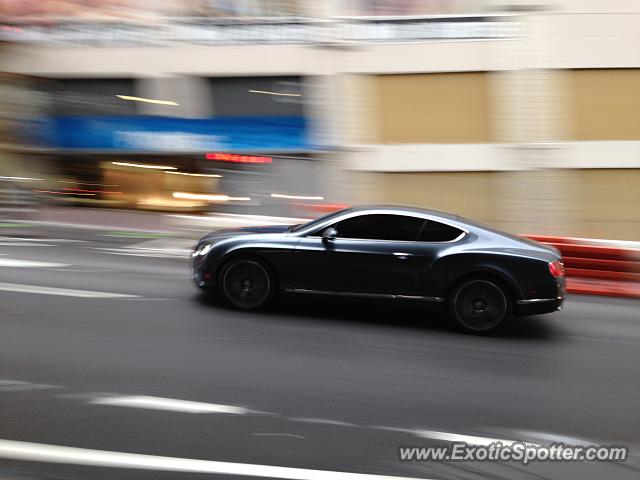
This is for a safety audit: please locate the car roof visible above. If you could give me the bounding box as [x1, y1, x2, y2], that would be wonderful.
[294, 203, 527, 242]
[348, 204, 462, 222]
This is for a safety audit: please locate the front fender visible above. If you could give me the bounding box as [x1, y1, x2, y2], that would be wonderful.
[200, 236, 299, 287]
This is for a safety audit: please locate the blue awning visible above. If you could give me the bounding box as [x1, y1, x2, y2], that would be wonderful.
[29, 115, 316, 153]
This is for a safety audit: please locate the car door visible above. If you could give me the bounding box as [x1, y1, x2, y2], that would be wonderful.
[405, 219, 467, 297]
[293, 213, 428, 296]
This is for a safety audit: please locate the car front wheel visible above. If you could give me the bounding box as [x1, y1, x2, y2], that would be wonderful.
[220, 257, 274, 309]
[448, 278, 510, 333]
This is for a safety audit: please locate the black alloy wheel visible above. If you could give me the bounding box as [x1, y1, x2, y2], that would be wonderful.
[449, 279, 510, 333]
[221, 258, 273, 309]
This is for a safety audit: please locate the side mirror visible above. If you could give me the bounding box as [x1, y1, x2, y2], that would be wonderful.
[322, 227, 337, 242]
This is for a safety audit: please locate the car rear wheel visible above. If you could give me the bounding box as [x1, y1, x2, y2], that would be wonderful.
[448, 278, 510, 333]
[220, 257, 274, 309]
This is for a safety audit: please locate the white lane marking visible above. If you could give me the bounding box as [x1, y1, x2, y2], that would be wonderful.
[169, 213, 309, 227]
[99, 251, 170, 258]
[8, 220, 171, 234]
[375, 427, 541, 447]
[0, 380, 61, 392]
[0, 383, 60, 392]
[93, 248, 189, 258]
[58, 392, 118, 400]
[121, 297, 172, 302]
[0, 282, 138, 298]
[0, 259, 69, 268]
[49, 268, 94, 273]
[289, 418, 358, 427]
[513, 430, 593, 446]
[0, 242, 56, 247]
[414, 430, 542, 447]
[127, 239, 194, 257]
[414, 430, 531, 446]
[89, 395, 250, 415]
[0, 237, 87, 243]
[120, 238, 194, 251]
[0, 440, 429, 480]
[253, 433, 306, 440]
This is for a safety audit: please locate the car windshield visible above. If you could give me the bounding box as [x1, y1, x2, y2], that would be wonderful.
[289, 207, 353, 233]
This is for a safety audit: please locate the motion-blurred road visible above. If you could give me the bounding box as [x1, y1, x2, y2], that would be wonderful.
[1, 225, 639, 480]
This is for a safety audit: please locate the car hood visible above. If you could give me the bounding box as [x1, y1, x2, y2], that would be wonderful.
[201, 224, 292, 242]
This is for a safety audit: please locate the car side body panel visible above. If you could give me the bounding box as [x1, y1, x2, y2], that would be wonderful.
[192, 206, 565, 317]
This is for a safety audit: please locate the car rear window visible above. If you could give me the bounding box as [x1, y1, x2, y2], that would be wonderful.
[418, 220, 464, 242]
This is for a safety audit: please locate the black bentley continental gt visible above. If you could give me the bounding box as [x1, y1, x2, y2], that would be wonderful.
[192, 205, 565, 333]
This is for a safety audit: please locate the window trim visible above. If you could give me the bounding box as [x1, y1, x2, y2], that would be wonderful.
[295, 209, 468, 244]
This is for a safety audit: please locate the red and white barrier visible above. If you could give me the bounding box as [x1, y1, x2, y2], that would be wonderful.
[524, 234, 640, 298]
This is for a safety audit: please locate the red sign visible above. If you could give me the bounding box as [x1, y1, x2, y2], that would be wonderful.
[205, 153, 273, 164]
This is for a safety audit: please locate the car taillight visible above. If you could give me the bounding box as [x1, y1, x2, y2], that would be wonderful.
[549, 260, 565, 278]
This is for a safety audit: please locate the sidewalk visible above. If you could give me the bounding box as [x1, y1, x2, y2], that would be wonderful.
[30, 207, 179, 233]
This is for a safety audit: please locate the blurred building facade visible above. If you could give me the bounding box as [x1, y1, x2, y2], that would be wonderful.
[1, 0, 639, 237]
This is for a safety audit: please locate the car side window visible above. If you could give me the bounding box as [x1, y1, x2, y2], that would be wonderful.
[418, 220, 464, 242]
[329, 214, 425, 241]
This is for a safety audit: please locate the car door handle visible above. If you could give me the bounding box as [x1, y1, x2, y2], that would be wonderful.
[393, 252, 411, 260]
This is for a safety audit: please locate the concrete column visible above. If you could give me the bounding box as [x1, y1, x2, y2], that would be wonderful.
[490, 7, 582, 235]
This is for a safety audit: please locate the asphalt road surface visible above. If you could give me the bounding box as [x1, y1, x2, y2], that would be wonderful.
[0, 225, 639, 480]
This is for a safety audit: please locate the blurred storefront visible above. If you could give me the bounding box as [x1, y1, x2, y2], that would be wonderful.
[342, 0, 492, 16]
[0, 71, 51, 219]
[0, 1, 304, 19]
[17, 75, 320, 213]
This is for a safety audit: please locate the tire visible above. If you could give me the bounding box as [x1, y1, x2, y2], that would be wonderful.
[219, 257, 275, 310]
[448, 278, 511, 334]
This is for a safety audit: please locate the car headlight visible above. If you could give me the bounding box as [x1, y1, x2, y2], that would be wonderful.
[192, 243, 213, 257]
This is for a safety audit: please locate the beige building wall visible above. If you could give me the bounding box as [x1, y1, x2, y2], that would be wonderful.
[348, 64, 640, 239]
[569, 69, 640, 141]
[354, 172, 500, 227]
[579, 169, 640, 239]
[374, 73, 491, 144]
